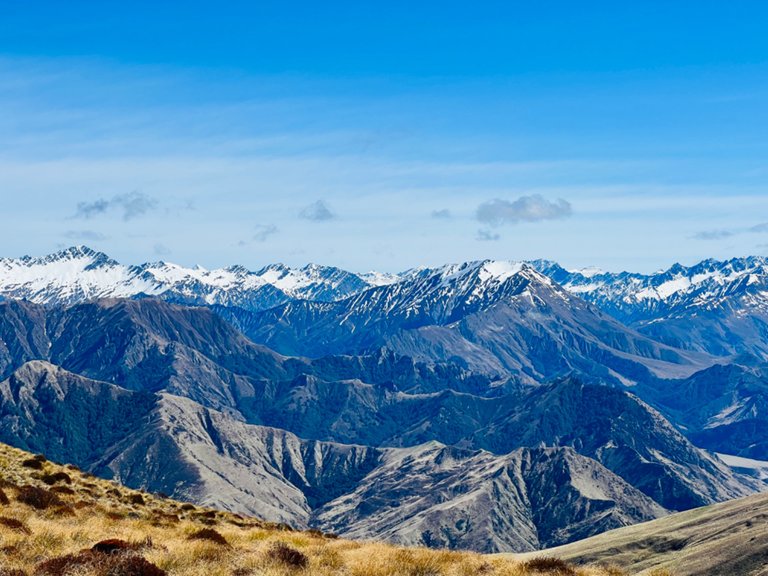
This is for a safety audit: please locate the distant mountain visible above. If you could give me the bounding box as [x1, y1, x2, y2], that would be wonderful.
[229, 260, 710, 383]
[0, 246, 383, 311]
[531, 256, 768, 357]
[0, 360, 668, 552]
[639, 360, 768, 461]
[0, 299, 756, 534]
[0, 248, 766, 553]
[5, 248, 768, 361]
[468, 377, 753, 511]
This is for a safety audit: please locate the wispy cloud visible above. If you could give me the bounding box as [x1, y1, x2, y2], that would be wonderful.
[74, 192, 158, 221]
[476, 229, 500, 242]
[153, 243, 171, 256]
[692, 222, 768, 241]
[476, 195, 572, 226]
[430, 208, 452, 219]
[299, 200, 336, 222]
[62, 229, 107, 241]
[253, 224, 278, 242]
[691, 229, 736, 240]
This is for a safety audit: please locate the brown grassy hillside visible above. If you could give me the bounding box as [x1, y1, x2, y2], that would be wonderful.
[0, 442, 667, 576]
[504, 490, 768, 575]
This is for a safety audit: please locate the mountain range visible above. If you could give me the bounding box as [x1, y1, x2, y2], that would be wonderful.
[0, 246, 766, 553]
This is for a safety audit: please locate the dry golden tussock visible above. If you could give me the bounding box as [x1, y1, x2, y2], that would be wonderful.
[0, 443, 653, 576]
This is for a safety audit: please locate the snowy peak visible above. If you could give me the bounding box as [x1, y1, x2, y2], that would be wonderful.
[403, 259, 540, 287]
[0, 248, 554, 316]
[528, 256, 768, 357]
[5, 245, 118, 270]
[3, 247, 767, 334]
[0, 246, 156, 306]
[359, 270, 402, 286]
[0, 247, 381, 310]
[530, 256, 768, 314]
[255, 262, 371, 301]
[330, 259, 564, 331]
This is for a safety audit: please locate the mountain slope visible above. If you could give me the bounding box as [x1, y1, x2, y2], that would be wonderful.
[532, 256, 768, 358]
[0, 360, 669, 552]
[316, 442, 666, 552]
[0, 441, 604, 576]
[508, 491, 768, 576]
[235, 260, 709, 384]
[469, 378, 756, 511]
[640, 360, 768, 461]
[0, 299, 756, 523]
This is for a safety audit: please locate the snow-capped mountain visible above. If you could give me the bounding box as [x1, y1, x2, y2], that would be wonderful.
[4, 247, 768, 358]
[231, 259, 708, 383]
[531, 256, 768, 356]
[532, 256, 768, 321]
[0, 246, 378, 310]
[0, 249, 765, 553]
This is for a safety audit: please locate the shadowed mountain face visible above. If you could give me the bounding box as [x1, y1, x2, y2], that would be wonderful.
[0, 300, 50, 380]
[639, 361, 768, 461]
[222, 261, 709, 385]
[0, 362, 158, 464]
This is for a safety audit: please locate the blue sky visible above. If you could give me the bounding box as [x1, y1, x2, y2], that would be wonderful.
[1, 1, 768, 272]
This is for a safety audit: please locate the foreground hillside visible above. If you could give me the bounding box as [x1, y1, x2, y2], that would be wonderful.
[508, 491, 768, 576]
[0, 442, 654, 576]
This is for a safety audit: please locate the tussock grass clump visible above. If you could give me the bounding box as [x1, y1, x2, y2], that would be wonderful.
[41, 472, 72, 486]
[16, 485, 65, 510]
[50, 486, 75, 496]
[91, 539, 138, 555]
[128, 494, 145, 506]
[0, 568, 28, 576]
[21, 458, 44, 470]
[523, 556, 577, 575]
[266, 542, 309, 569]
[0, 515, 31, 534]
[35, 552, 95, 576]
[35, 551, 166, 576]
[187, 528, 228, 546]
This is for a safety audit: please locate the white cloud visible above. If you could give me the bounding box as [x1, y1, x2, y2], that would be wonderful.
[299, 200, 336, 222]
[476, 195, 572, 226]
